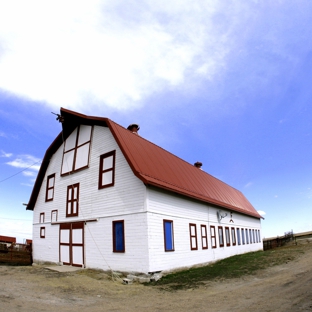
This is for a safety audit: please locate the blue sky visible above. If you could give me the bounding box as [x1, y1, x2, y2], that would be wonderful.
[0, 1, 311, 243]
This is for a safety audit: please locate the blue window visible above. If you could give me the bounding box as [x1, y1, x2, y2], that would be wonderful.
[113, 220, 125, 252]
[241, 228, 245, 244]
[163, 220, 174, 251]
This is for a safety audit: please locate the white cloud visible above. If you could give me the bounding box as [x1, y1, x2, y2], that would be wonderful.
[6, 155, 41, 171]
[0, 219, 32, 243]
[22, 170, 37, 177]
[0, 0, 240, 112]
[244, 182, 253, 188]
[0, 132, 7, 137]
[257, 210, 266, 216]
[0, 150, 12, 158]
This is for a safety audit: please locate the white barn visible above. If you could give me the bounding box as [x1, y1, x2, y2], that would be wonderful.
[27, 108, 263, 273]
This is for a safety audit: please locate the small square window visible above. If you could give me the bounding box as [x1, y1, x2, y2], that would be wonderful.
[40, 227, 45, 238]
[163, 220, 174, 251]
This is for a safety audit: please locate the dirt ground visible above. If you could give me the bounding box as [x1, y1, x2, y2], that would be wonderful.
[1, 242, 312, 312]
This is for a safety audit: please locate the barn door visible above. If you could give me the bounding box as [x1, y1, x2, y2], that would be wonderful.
[59, 222, 84, 267]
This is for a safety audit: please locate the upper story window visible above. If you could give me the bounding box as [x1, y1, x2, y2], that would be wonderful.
[218, 226, 224, 247]
[45, 174, 55, 202]
[99, 151, 116, 189]
[201, 225, 208, 249]
[210, 226, 216, 248]
[39, 212, 45, 223]
[61, 125, 92, 175]
[231, 227, 236, 246]
[66, 183, 79, 217]
[225, 227, 230, 246]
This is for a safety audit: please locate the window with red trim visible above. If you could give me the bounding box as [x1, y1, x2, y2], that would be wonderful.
[218, 226, 224, 247]
[225, 227, 230, 246]
[210, 226, 216, 248]
[51, 210, 58, 223]
[40, 227, 45, 238]
[201, 225, 208, 249]
[112, 220, 125, 252]
[189, 223, 198, 250]
[45, 173, 55, 201]
[39, 212, 45, 223]
[61, 125, 92, 175]
[231, 227, 236, 246]
[99, 151, 116, 189]
[66, 184, 79, 217]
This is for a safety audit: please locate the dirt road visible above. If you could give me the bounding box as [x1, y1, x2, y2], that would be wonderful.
[1, 243, 312, 311]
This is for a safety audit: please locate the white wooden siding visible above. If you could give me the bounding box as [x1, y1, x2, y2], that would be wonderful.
[146, 187, 262, 272]
[33, 125, 147, 266]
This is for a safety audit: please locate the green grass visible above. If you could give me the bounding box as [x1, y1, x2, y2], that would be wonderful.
[147, 244, 306, 290]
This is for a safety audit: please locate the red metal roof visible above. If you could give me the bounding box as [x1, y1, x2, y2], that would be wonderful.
[27, 108, 262, 219]
[0, 235, 16, 243]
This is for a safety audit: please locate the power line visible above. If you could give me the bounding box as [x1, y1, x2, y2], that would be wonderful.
[0, 160, 42, 184]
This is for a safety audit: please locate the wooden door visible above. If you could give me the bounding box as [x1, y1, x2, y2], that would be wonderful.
[59, 222, 84, 267]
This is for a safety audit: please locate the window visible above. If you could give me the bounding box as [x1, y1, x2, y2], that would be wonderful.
[218, 226, 224, 247]
[241, 228, 245, 244]
[163, 220, 174, 251]
[61, 125, 92, 175]
[66, 184, 79, 217]
[45, 173, 55, 201]
[210, 226, 217, 248]
[113, 220, 125, 252]
[201, 225, 208, 249]
[51, 210, 58, 223]
[258, 230, 261, 242]
[189, 223, 198, 250]
[40, 227, 45, 238]
[225, 227, 230, 246]
[39, 212, 45, 223]
[246, 229, 249, 244]
[99, 151, 116, 189]
[231, 227, 236, 246]
[237, 228, 241, 245]
[253, 230, 255, 243]
[249, 229, 252, 243]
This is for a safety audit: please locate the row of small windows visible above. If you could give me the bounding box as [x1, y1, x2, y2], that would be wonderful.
[164, 221, 261, 251]
[40, 217, 261, 254]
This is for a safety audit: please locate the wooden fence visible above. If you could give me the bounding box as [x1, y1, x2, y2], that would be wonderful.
[0, 244, 32, 265]
[263, 231, 294, 251]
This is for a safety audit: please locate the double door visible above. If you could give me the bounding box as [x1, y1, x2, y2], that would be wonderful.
[59, 222, 84, 267]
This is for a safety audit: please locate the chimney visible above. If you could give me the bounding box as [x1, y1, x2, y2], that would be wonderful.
[127, 123, 140, 135]
[194, 161, 203, 169]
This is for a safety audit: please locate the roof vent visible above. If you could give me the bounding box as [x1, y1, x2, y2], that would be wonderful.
[127, 123, 140, 135]
[194, 161, 203, 169]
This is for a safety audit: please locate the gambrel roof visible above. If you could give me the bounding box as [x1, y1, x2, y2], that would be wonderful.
[27, 108, 262, 219]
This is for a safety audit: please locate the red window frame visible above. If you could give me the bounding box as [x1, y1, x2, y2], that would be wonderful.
[201, 225, 208, 249]
[45, 173, 55, 202]
[99, 151, 116, 189]
[61, 125, 93, 175]
[66, 183, 79, 217]
[40, 227, 45, 238]
[189, 223, 198, 250]
[210, 226, 217, 248]
[231, 227, 236, 246]
[225, 227, 230, 246]
[218, 226, 224, 247]
[51, 210, 58, 223]
[39, 212, 45, 223]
